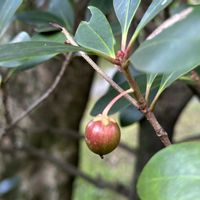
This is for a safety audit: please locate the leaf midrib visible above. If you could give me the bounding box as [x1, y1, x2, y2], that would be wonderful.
[141, 175, 200, 183]
[85, 22, 114, 56]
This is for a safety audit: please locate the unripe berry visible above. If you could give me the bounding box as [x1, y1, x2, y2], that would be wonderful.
[85, 114, 121, 158]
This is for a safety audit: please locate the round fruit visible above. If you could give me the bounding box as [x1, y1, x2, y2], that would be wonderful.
[85, 114, 121, 157]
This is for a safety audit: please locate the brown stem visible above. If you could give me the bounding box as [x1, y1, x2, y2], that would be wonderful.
[52, 23, 171, 147]
[50, 23, 139, 110]
[1, 84, 12, 125]
[145, 111, 172, 146]
[0, 83, 16, 143]
[122, 66, 171, 147]
[122, 67, 146, 109]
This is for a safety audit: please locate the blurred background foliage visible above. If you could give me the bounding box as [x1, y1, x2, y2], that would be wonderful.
[0, 0, 199, 200]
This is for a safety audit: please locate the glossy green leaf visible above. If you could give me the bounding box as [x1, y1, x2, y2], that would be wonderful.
[158, 67, 193, 95]
[0, 41, 83, 64]
[32, 32, 66, 43]
[146, 73, 158, 96]
[131, 7, 200, 73]
[111, 21, 122, 36]
[113, 0, 140, 36]
[119, 105, 143, 127]
[0, 0, 22, 37]
[147, 73, 158, 87]
[75, 6, 115, 59]
[0, 33, 67, 70]
[137, 142, 200, 200]
[48, 0, 74, 32]
[17, 11, 65, 32]
[89, 0, 113, 14]
[136, 0, 173, 33]
[0, 32, 31, 68]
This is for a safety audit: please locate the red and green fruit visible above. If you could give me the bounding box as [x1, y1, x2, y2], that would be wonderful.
[85, 114, 121, 157]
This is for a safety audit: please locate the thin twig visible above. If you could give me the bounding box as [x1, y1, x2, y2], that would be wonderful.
[1, 84, 12, 125]
[51, 23, 171, 147]
[0, 144, 130, 197]
[50, 23, 139, 110]
[0, 83, 16, 143]
[0, 54, 72, 138]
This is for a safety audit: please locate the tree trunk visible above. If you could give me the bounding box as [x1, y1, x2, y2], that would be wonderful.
[0, 0, 94, 199]
[0, 56, 94, 200]
[29, 57, 94, 200]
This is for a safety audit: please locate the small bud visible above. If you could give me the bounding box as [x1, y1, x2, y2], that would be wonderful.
[85, 114, 121, 157]
[116, 50, 125, 60]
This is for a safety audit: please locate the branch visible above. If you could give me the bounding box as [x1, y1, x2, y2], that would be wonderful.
[50, 24, 171, 147]
[122, 67, 172, 146]
[50, 23, 139, 111]
[0, 54, 72, 138]
[0, 83, 15, 143]
[0, 144, 130, 197]
[1, 84, 12, 125]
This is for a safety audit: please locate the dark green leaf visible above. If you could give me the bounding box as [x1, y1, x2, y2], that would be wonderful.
[137, 142, 200, 200]
[147, 73, 158, 88]
[91, 69, 162, 116]
[136, 0, 173, 33]
[131, 7, 200, 73]
[17, 11, 65, 32]
[89, 0, 113, 14]
[111, 21, 122, 36]
[0, 32, 68, 70]
[0, 41, 83, 64]
[75, 6, 115, 59]
[32, 32, 66, 43]
[157, 67, 193, 95]
[0, 0, 22, 37]
[48, 0, 74, 32]
[113, 0, 140, 36]
[120, 105, 143, 127]
[91, 81, 130, 116]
